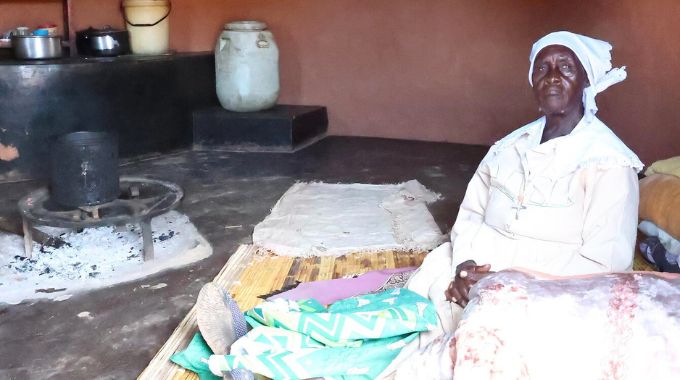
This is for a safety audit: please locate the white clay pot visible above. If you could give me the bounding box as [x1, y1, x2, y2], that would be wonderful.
[215, 21, 280, 112]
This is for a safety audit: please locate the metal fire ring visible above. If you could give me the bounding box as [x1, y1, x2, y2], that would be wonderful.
[17, 176, 183, 261]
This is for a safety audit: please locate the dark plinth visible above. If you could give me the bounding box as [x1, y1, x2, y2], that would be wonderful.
[193, 105, 328, 152]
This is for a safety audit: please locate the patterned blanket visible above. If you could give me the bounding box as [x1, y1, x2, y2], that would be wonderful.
[175, 288, 437, 380]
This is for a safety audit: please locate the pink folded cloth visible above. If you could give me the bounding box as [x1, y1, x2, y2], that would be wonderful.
[269, 267, 416, 305]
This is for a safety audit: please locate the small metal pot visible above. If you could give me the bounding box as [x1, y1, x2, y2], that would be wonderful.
[11, 35, 63, 60]
[76, 27, 130, 57]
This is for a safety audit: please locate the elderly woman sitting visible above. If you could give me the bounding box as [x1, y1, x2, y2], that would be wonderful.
[415, 30, 641, 310]
[393, 30, 642, 378]
[192, 31, 642, 380]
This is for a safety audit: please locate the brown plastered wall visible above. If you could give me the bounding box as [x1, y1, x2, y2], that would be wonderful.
[2, 0, 678, 163]
[170, 0, 544, 149]
[1, 0, 63, 34]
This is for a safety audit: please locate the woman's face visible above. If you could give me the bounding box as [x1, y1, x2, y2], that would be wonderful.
[531, 45, 588, 116]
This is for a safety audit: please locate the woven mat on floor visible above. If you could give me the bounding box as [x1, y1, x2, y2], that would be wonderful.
[634, 248, 656, 271]
[138, 245, 427, 380]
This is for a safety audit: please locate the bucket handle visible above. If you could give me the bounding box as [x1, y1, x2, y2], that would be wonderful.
[120, 0, 172, 27]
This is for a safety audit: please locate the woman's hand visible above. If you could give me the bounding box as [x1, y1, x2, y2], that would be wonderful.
[445, 260, 493, 307]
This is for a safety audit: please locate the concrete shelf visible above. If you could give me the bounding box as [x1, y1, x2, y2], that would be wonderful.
[193, 105, 328, 152]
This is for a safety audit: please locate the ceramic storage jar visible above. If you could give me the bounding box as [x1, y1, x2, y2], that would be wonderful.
[215, 21, 279, 112]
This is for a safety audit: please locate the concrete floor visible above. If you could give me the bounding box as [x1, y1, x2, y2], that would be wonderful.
[0, 136, 487, 379]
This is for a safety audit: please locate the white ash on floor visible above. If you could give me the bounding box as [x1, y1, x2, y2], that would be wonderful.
[0, 211, 212, 305]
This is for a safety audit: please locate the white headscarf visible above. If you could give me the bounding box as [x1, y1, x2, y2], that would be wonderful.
[528, 31, 627, 122]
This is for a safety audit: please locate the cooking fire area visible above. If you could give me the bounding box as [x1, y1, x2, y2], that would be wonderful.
[0, 131, 212, 305]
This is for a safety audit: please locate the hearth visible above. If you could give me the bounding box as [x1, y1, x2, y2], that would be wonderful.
[18, 177, 183, 261]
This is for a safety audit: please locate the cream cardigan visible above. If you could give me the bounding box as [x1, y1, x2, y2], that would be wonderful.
[451, 116, 643, 275]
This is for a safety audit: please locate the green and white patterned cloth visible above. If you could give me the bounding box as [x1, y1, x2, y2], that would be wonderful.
[206, 288, 437, 379]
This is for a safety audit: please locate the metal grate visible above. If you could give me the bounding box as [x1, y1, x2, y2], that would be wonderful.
[18, 176, 183, 261]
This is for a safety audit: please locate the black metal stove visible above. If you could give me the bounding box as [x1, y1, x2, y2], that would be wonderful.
[18, 176, 183, 261]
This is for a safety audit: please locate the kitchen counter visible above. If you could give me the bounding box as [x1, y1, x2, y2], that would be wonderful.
[0, 52, 219, 182]
[0, 51, 210, 65]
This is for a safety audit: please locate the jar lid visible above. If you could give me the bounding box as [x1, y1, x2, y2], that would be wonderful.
[224, 21, 267, 31]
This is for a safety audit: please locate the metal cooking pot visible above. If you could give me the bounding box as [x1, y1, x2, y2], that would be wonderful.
[11, 35, 63, 60]
[76, 27, 130, 57]
[50, 131, 120, 209]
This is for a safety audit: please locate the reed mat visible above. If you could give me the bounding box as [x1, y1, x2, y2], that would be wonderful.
[138, 245, 426, 380]
[633, 248, 656, 272]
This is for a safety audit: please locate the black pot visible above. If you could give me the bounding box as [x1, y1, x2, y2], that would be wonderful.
[50, 131, 120, 209]
[76, 27, 130, 57]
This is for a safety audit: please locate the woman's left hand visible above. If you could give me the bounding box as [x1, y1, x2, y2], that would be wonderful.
[445, 261, 494, 307]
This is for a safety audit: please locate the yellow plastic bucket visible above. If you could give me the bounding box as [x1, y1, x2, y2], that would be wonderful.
[121, 0, 171, 55]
